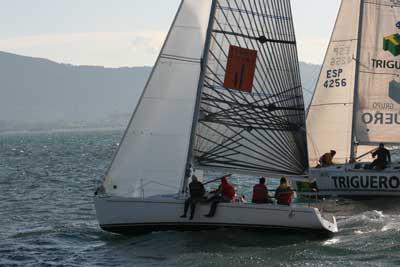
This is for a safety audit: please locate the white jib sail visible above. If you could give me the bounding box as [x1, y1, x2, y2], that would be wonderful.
[307, 0, 361, 165]
[103, 0, 213, 197]
[355, 0, 400, 145]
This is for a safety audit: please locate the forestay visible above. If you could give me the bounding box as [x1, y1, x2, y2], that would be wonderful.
[103, 0, 213, 197]
[192, 0, 308, 175]
[307, 0, 361, 165]
[355, 0, 400, 145]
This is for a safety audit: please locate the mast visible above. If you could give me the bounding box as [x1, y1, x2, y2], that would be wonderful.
[181, 0, 218, 194]
[350, 0, 365, 161]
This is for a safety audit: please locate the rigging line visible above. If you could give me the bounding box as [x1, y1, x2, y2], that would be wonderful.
[195, 129, 295, 171]
[203, 82, 302, 128]
[236, 0, 301, 160]
[200, 93, 303, 126]
[197, 85, 305, 171]
[201, 87, 301, 119]
[264, 2, 301, 140]
[268, 0, 299, 123]
[212, 6, 296, 152]
[195, 123, 299, 171]
[256, 0, 306, 166]
[212, 29, 296, 44]
[203, 65, 298, 160]
[216, 21, 292, 41]
[196, 131, 252, 162]
[262, 0, 296, 113]
[280, 6, 308, 168]
[160, 54, 200, 61]
[284, 0, 307, 155]
[203, 78, 304, 111]
[219, 1, 290, 118]
[208, 119, 301, 132]
[205, 45, 285, 123]
[209, 1, 304, 167]
[211, 16, 284, 112]
[159, 55, 200, 64]
[200, 82, 300, 168]
[276, 0, 307, 166]
[196, 127, 244, 159]
[213, 3, 288, 115]
[200, 112, 301, 131]
[216, 5, 292, 21]
[257, 0, 298, 113]
[200, 100, 303, 126]
[198, 159, 302, 175]
[227, 0, 297, 133]
[280, 0, 304, 116]
[207, 32, 289, 117]
[202, 78, 297, 132]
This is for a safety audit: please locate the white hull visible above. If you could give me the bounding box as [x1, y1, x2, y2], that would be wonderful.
[94, 195, 337, 236]
[292, 163, 400, 197]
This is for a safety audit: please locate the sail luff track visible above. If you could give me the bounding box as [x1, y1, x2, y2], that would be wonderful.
[193, 0, 307, 175]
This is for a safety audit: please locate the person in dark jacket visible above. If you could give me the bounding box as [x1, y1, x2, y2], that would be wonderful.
[319, 150, 336, 167]
[275, 177, 294, 206]
[180, 175, 205, 220]
[370, 143, 391, 170]
[252, 177, 272, 204]
[204, 176, 235, 218]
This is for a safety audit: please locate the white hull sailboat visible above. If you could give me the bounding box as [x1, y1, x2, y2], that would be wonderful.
[94, 0, 338, 235]
[95, 196, 337, 235]
[295, 0, 400, 198]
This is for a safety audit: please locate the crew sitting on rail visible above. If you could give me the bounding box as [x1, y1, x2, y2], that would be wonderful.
[180, 175, 205, 220]
[252, 177, 273, 204]
[370, 143, 391, 170]
[204, 175, 235, 218]
[319, 150, 336, 167]
[275, 177, 294, 206]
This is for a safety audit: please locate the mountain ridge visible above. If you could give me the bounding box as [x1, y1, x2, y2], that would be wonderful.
[0, 51, 320, 131]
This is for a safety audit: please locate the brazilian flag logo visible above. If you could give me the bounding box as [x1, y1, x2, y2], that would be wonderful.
[384, 33, 400, 56]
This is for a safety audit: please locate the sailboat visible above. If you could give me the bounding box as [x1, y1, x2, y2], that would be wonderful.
[94, 0, 337, 235]
[295, 0, 400, 197]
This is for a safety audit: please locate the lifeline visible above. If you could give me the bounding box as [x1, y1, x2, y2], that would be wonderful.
[332, 175, 400, 189]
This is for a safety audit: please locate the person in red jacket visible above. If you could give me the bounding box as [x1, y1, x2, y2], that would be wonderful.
[274, 177, 294, 205]
[204, 176, 235, 218]
[252, 177, 272, 204]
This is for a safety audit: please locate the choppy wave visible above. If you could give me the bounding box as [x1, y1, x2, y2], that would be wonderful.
[1, 130, 400, 266]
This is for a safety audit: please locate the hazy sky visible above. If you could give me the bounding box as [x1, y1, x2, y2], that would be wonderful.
[0, 0, 341, 67]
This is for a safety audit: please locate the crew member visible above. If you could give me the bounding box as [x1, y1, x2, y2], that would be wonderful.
[275, 177, 294, 206]
[370, 143, 391, 170]
[319, 150, 336, 167]
[204, 176, 235, 218]
[252, 177, 272, 204]
[180, 175, 205, 220]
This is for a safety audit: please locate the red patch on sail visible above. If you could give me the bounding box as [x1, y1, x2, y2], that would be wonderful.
[223, 46, 257, 93]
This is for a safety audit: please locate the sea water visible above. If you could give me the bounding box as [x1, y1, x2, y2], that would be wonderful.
[1, 129, 400, 267]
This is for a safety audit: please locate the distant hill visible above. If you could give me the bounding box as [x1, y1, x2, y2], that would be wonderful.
[0, 51, 320, 131]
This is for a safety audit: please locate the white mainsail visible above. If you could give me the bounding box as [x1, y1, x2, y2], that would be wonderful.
[307, 0, 362, 165]
[355, 0, 400, 145]
[103, 0, 213, 197]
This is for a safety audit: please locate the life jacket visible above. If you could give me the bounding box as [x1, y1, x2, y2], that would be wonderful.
[221, 177, 235, 200]
[275, 185, 293, 205]
[252, 184, 268, 202]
